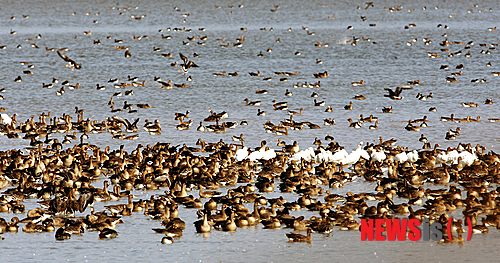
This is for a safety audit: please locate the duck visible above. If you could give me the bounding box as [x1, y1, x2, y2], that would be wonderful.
[314, 99, 325, 107]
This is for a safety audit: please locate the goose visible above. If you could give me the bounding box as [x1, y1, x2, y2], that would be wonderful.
[347, 118, 362, 129]
[286, 228, 313, 243]
[314, 99, 325, 106]
[325, 134, 334, 141]
[359, 114, 378, 123]
[287, 108, 304, 115]
[161, 236, 174, 244]
[313, 71, 328, 78]
[196, 122, 205, 131]
[382, 106, 392, 113]
[352, 80, 364, 86]
[419, 134, 428, 143]
[405, 120, 420, 131]
[194, 212, 212, 233]
[179, 53, 199, 73]
[354, 94, 366, 100]
[440, 114, 454, 121]
[55, 227, 71, 240]
[344, 101, 353, 110]
[244, 98, 261, 106]
[384, 86, 412, 100]
[99, 228, 118, 238]
[57, 50, 81, 70]
[249, 71, 260, 76]
[324, 118, 335, 126]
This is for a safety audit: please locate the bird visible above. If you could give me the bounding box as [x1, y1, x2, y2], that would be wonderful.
[286, 228, 313, 243]
[179, 53, 199, 73]
[384, 86, 412, 100]
[57, 51, 81, 70]
[99, 228, 118, 238]
[161, 236, 174, 244]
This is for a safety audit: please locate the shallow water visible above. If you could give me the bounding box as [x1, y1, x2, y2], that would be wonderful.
[1, 0, 500, 262]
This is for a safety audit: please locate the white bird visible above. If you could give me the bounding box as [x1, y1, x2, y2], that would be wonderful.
[394, 151, 408, 163]
[406, 150, 419, 163]
[235, 146, 249, 161]
[290, 147, 316, 162]
[262, 147, 277, 160]
[446, 149, 459, 164]
[435, 151, 448, 165]
[342, 142, 369, 165]
[0, 113, 12, 125]
[370, 148, 386, 163]
[459, 150, 477, 166]
[315, 148, 333, 163]
[330, 148, 349, 163]
[247, 148, 265, 161]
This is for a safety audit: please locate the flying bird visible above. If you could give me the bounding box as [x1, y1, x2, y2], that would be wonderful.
[57, 50, 81, 70]
[384, 86, 413, 100]
[179, 53, 198, 73]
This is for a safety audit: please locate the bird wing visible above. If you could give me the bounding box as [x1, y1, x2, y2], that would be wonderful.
[132, 118, 140, 127]
[78, 191, 94, 213]
[158, 80, 170, 86]
[112, 115, 130, 126]
[384, 88, 395, 97]
[187, 60, 199, 68]
[57, 51, 81, 69]
[395, 86, 413, 96]
[57, 50, 71, 62]
[179, 53, 188, 64]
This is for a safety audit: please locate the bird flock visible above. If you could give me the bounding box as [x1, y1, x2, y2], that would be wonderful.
[1, 1, 500, 254]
